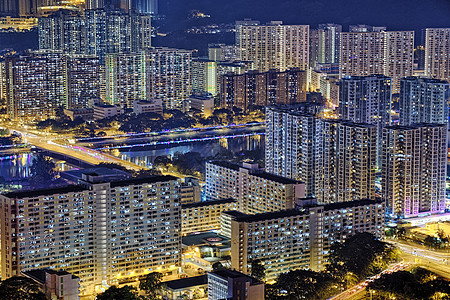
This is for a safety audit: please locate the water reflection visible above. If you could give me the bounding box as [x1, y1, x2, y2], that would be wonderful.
[118, 135, 264, 168]
[0, 152, 75, 181]
[0, 153, 36, 180]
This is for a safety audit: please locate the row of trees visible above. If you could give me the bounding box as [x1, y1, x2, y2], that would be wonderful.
[35, 107, 265, 135]
[0, 129, 21, 146]
[0, 272, 163, 300]
[97, 272, 163, 300]
[367, 267, 450, 299]
[265, 233, 401, 300]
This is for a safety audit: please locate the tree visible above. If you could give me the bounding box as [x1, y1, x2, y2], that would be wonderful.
[326, 232, 395, 281]
[29, 154, 57, 186]
[267, 269, 338, 300]
[96, 285, 141, 300]
[250, 259, 265, 281]
[0, 276, 46, 300]
[212, 262, 224, 271]
[139, 272, 163, 300]
[366, 269, 450, 300]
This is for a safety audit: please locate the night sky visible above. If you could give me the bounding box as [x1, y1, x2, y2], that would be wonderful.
[161, 0, 450, 32]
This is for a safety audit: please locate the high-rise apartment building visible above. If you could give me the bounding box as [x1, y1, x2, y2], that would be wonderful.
[105, 52, 147, 108]
[236, 21, 309, 72]
[424, 28, 450, 82]
[0, 175, 182, 296]
[399, 77, 450, 126]
[104, 48, 193, 110]
[38, 10, 85, 54]
[5, 51, 101, 120]
[208, 43, 239, 62]
[224, 199, 384, 279]
[132, 0, 158, 14]
[349, 25, 386, 32]
[382, 31, 415, 92]
[340, 29, 414, 92]
[38, 8, 151, 62]
[85, 0, 104, 10]
[382, 124, 447, 218]
[147, 47, 193, 109]
[66, 55, 101, 109]
[0, 60, 6, 101]
[0, 0, 18, 17]
[205, 161, 305, 214]
[265, 106, 377, 203]
[5, 51, 65, 120]
[339, 75, 392, 162]
[340, 31, 384, 76]
[315, 120, 377, 204]
[316, 23, 342, 65]
[221, 68, 307, 111]
[265, 107, 318, 197]
[192, 59, 217, 96]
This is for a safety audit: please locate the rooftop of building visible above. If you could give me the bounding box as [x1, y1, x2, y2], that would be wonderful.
[402, 77, 450, 84]
[253, 172, 302, 184]
[217, 60, 253, 67]
[134, 99, 162, 105]
[94, 104, 116, 108]
[63, 108, 94, 113]
[182, 198, 237, 209]
[189, 93, 214, 100]
[208, 161, 300, 185]
[192, 58, 216, 62]
[62, 167, 131, 183]
[341, 74, 392, 80]
[182, 232, 231, 248]
[163, 275, 208, 291]
[223, 209, 306, 223]
[109, 175, 179, 188]
[385, 123, 447, 130]
[323, 199, 384, 212]
[208, 160, 240, 171]
[22, 269, 79, 284]
[210, 269, 261, 283]
[224, 199, 383, 222]
[3, 185, 87, 199]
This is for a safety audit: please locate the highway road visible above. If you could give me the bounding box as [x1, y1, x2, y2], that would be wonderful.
[328, 262, 410, 300]
[17, 130, 147, 172]
[330, 240, 450, 300]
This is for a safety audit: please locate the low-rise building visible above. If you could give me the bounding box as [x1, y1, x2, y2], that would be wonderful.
[182, 198, 238, 235]
[182, 232, 231, 262]
[63, 108, 94, 121]
[208, 269, 264, 300]
[93, 104, 123, 120]
[22, 269, 80, 300]
[188, 93, 215, 117]
[159, 275, 208, 300]
[133, 99, 163, 115]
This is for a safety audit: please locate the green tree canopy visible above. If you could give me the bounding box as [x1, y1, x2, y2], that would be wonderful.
[139, 272, 163, 300]
[266, 269, 338, 300]
[367, 268, 450, 300]
[29, 154, 57, 187]
[326, 232, 396, 281]
[250, 259, 265, 281]
[0, 276, 46, 300]
[96, 285, 141, 300]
